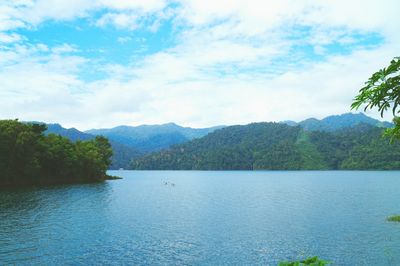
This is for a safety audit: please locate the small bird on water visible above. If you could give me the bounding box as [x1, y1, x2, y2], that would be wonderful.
[163, 181, 175, 187]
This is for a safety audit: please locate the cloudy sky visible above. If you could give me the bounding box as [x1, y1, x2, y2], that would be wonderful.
[0, 0, 398, 130]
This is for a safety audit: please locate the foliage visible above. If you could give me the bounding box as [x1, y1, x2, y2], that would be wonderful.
[42, 122, 140, 170]
[44, 113, 391, 169]
[295, 131, 328, 169]
[131, 122, 400, 170]
[387, 215, 400, 222]
[0, 120, 113, 186]
[109, 141, 142, 169]
[351, 57, 400, 140]
[132, 123, 299, 170]
[279, 256, 330, 266]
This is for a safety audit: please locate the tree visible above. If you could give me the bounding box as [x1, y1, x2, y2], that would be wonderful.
[279, 256, 330, 266]
[0, 120, 114, 186]
[351, 57, 400, 140]
[93, 136, 113, 171]
[0, 120, 45, 184]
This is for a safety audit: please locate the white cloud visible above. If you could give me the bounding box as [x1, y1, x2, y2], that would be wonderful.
[0, 0, 167, 31]
[115, 44, 397, 128]
[0, 32, 23, 43]
[0, 0, 399, 129]
[99, 0, 166, 11]
[96, 13, 138, 29]
[52, 44, 79, 54]
[117, 36, 132, 44]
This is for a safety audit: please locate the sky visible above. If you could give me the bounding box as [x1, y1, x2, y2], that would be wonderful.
[0, 0, 399, 130]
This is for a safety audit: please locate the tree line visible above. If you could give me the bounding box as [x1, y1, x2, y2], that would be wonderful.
[0, 120, 113, 186]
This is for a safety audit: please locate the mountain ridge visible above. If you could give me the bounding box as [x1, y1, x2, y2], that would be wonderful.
[131, 122, 400, 170]
[86, 123, 224, 152]
[282, 113, 392, 131]
[32, 113, 394, 170]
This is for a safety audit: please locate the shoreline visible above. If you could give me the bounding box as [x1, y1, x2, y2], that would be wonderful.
[0, 175, 122, 190]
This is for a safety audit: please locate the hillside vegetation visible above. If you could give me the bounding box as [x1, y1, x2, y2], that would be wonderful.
[42, 123, 140, 169]
[131, 123, 400, 170]
[39, 113, 393, 170]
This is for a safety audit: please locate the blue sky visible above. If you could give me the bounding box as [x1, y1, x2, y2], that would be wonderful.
[0, 0, 399, 130]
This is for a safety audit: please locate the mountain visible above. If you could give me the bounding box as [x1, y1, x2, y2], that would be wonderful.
[43, 123, 140, 169]
[33, 113, 395, 170]
[108, 141, 142, 170]
[86, 123, 224, 152]
[280, 120, 297, 126]
[131, 122, 400, 170]
[45, 124, 94, 141]
[282, 113, 392, 132]
[42, 122, 223, 169]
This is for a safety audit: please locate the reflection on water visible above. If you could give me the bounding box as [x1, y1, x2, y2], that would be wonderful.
[1, 171, 400, 265]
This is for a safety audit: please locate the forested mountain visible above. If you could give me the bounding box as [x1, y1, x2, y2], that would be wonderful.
[86, 123, 224, 152]
[35, 113, 394, 170]
[131, 122, 400, 170]
[0, 120, 113, 186]
[283, 113, 392, 132]
[42, 123, 141, 169]
[44, 122, 222, 169]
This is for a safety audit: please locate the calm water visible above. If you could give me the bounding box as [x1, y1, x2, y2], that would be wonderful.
[1, 171, 400, 265]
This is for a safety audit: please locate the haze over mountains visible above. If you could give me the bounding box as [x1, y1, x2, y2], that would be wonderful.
[42, 113, 393, 169]
[43, 122, 224, 169]
[282, 113, 392, 131]
[86, 123, 224, 152]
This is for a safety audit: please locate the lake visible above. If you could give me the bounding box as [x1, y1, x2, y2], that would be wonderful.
[1, 171, 400, 265]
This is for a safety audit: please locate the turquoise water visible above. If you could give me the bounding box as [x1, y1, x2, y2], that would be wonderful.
[1, 171, 400, 265]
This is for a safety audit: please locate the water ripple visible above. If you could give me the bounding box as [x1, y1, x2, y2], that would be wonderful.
[1, 171, 400, 265]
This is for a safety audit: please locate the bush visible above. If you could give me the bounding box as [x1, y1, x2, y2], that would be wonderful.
[279, 256, 330, 266]
[387, 215, 400, 222]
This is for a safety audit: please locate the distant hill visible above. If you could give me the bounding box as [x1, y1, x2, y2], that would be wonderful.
[43, 124, 140, 169]
[40, 122, 223, 169]
[45, 124, 94, 141]
[34, 113, 396, 170]
[282, 113, 392, 132]
[131, 122, 400, 170]
[86, 123, 224, 152]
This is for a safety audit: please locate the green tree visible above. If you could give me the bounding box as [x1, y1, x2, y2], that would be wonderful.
[0, 120, 46, 184]
[93, 136, 113, 172]
[351, 57, 400, 140]
[0, 120, 114, 186]
[279, 256, 330, 266]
